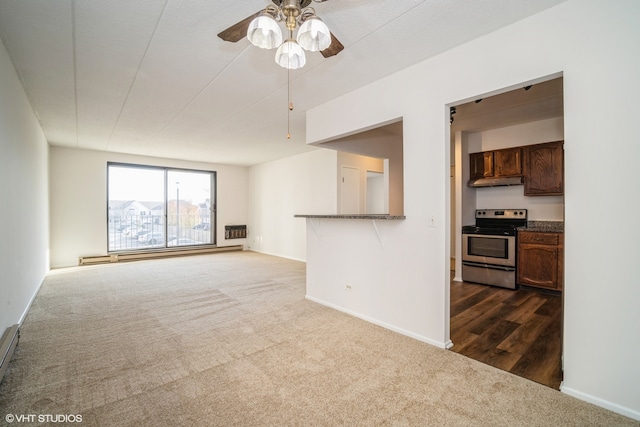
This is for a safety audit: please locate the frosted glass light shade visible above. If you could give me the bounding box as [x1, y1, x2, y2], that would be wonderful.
[275, 39, 306, 69]
[296, 16, 331, 52]
[247, 14, 283, 49]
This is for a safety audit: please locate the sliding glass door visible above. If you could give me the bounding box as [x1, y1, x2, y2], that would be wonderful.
[167, 170, 213, 247]
[108, 164, 215, 252]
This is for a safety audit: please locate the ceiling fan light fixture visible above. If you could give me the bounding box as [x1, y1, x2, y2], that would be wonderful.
[247, 10, 283, 49]
[296, 16, 331, 52]
[275, 39, 306, 69]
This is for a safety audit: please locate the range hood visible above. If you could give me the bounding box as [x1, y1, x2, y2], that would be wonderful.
[468, 176, 524, 187]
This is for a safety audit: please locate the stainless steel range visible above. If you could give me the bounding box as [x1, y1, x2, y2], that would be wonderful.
[461, 209, 527, 289]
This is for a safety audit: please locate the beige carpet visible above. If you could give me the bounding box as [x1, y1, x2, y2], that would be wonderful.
[0, 251, 637, 426]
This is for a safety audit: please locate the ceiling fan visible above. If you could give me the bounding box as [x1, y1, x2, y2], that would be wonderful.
[218, 0, 344, 69]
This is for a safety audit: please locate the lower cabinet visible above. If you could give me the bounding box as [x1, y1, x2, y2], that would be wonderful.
[517, 231, 564, 291]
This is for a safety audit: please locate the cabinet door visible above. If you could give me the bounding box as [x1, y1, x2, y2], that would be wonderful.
[495, 147, 522, 177]
[517, 243, 560, 290]
[523, 141, 564, 195]
[470, 152, 494, 180]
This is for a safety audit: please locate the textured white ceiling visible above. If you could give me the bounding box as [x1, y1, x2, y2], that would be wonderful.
[0, 0, 565, 166]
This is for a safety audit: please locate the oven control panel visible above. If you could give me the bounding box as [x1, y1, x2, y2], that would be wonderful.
[475, 209, 527, 219]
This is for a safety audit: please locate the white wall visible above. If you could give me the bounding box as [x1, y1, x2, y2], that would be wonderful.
[304, 0, 640, 420]
[49, 146, 249, 268]
[337, 152, 384, 214]
[248, 149, 336, 261]
[467, 117, 565, 221]
[0, 39, 49, 332]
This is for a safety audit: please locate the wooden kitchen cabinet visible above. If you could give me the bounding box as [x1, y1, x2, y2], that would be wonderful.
[494, 147, 522, 177]
[469, 147, 521, 181]
[517, 231, 564, 291]
[469, 151, 494, 180]
[523, 141, 564, 196]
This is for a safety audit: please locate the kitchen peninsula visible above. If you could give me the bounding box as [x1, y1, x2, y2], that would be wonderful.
[294, 214, 406, 220]
[295, 214, 406, 244]
[294, 212, 445, 349]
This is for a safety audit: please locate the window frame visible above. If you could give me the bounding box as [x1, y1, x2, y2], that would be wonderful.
[107, 162, 217, 253]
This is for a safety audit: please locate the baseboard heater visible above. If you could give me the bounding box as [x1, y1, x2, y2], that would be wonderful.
[79, 245, 243, 266]
[0, 324, 19, 384]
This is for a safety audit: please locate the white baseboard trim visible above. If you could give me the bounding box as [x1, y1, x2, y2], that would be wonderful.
[305, 295, 448, 349]
[249, 249, 306, 263]
[18, 275, 46, 326]
[561, 384, 640, 421]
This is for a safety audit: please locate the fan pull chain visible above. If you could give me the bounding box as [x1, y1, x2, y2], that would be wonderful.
[287, 65, 293, 139]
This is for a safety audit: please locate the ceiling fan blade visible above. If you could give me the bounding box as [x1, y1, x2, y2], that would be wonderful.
[321, 32, 344, 58]
[217, 11, 262, 43]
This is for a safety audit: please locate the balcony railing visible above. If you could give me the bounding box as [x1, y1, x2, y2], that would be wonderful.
[108, 215, 213, 251]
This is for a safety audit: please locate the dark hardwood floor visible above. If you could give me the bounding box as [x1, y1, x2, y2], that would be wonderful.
[449, 278, 563, 389]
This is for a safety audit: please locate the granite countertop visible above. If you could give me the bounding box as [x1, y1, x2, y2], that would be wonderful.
[294, 214, 406, 220]
[519, 221, 564, 233]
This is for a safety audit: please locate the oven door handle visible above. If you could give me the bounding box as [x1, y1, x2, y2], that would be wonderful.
[462, 261, 516, 272]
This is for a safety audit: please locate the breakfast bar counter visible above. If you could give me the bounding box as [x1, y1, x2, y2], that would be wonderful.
[294, 214, 406, 220]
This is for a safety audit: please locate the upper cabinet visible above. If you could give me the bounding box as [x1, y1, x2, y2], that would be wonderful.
[469, 147, 523, 180]
[469, 151, 494, 180]
[469, 147, 522, 181]
[523, 141, 564, 196]
[468, 141, 563, 196]
[494, 147, 522, 177]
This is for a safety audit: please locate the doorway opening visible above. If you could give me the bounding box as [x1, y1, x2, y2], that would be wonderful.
[447, 76, 565, 389]
[340, 165, 361, 214]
